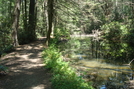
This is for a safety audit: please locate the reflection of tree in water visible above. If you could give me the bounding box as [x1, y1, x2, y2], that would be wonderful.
[103, 64, 134, 89]
[59, 37, 134, 89]
[105, 72, 128, 89]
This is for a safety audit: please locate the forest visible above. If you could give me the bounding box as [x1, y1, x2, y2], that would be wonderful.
[1, 0, 134, 89]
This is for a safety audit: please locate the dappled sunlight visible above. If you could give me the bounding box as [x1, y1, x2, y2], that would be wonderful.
[74, 59, 132, 80]
[0, 66, 51, 89]
[0, 39, 52, 89]
[77, 59, 130, 71]
[32, 84, 46, 89]
[70, 59, 132, 88]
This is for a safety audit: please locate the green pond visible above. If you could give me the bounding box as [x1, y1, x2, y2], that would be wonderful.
[58, 37, 134, 89]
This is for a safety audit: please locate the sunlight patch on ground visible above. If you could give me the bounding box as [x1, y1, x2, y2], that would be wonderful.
[20, 63, 45, 69]
[31, 84, 45, 89]
[0, 39, 51, 89]
[20, 54, 28, 60]
[28, 58, 40, 62]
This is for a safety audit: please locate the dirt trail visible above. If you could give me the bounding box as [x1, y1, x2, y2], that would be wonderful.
[0, 38, 52, 89]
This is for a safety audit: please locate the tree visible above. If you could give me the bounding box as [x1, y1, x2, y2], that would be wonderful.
[12, 0, 21, 47]
[27, 0, 37, 42]
[44, 0, 49, 36]
[45, 0, 54, 46]
[23, 0, 28, 32]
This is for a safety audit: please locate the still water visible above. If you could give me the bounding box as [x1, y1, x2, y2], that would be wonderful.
[58, 37, 134, 89]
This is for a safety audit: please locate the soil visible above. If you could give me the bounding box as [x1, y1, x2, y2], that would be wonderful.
[0, 38, 52, 89]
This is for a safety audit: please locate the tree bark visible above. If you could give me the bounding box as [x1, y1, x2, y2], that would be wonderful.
[44, 0, 49, 37]
[24, 0, 28, 31]
[45, 0, 54, 46]
[28, 0, 36, 42]
[12, 0, 21, 47]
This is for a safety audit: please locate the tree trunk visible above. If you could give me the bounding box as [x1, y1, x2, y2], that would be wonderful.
[24, 0, 28, 31]
[46, 0, 54, 46]
[28, 0, 36, 42]
[12, 0, 21, 47]
[44, 0, 49, 37]
[45, 0, 54, 46]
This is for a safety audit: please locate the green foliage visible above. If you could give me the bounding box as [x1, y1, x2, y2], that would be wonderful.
[54, 28, 70, 41]
[101, 22, 127, 43]
[18, 29, 29, 44]
[42, 45, 93, 89]
[125, 31, 134, 47]
[0, 17, 12, 54]
[42, 45, 62, 69]
[0, 65, 8, 73]
[52, 73, 93, 89]
[100, 21, 129, 61]
[68, 39, 81, 49]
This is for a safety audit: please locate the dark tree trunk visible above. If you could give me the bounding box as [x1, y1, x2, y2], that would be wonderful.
[24, 0, 28, 31]
[28, 0, 36, 42]
[12, 0, 21, 47]
[45, 0, 54, 46]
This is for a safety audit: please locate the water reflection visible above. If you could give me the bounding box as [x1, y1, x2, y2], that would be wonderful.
[58, 37, 134, 88]
[100, 85, 107, 89]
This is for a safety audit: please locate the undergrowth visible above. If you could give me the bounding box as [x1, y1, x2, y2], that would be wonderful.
[42, 44, 93, 89]
[0, 65, 8, 75]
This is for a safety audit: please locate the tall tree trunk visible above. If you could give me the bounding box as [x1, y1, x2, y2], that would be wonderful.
[44, 0, 49, 37]
[12, 0, 21, 47]
[28, 0, 36, 42]
[45, 0, 54, 46]
[24, 0, 28, 32]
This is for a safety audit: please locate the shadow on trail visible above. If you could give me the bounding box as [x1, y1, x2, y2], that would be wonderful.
[0, 65, 51, 89]
[0, 39, 51, 89]
[0, 67, 50, 89]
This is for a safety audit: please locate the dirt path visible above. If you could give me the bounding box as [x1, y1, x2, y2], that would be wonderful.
[0, 38, 52, 89]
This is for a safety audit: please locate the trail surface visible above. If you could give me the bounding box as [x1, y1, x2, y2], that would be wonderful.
[0, 38, 51, 89]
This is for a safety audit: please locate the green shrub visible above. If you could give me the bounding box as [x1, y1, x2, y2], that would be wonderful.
[52, 73, 92, 89]
[101, 22, 128, 43]
[100, 21, 129, 60]
[18, 29, 29, 44]
[42, 45, 62, 69]
[54, 28, 70, 41]
[42, 45, 93, 89]
[0, 65, 8, 74]
[124, 28, 134, 47]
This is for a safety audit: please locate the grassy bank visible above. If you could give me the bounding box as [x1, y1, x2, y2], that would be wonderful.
[42, 44, 93, 89]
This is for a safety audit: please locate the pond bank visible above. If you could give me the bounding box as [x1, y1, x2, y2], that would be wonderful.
[58, 36, 134, 89]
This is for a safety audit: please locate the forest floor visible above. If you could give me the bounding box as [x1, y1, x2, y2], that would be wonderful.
[0, 37, 52, 89]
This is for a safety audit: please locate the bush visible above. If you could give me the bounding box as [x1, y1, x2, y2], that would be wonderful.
[100, 21, 129, 61]
[54, 28, 70, 41]
[100, 22, 128, 43]
[0, 65, 8, 75]
[52, 74, 92, 89]
[42, 44, 93, 89]
[42, 45, 62, 69]
[18, 29, 29, 44]
[124, 28, 134, 47]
